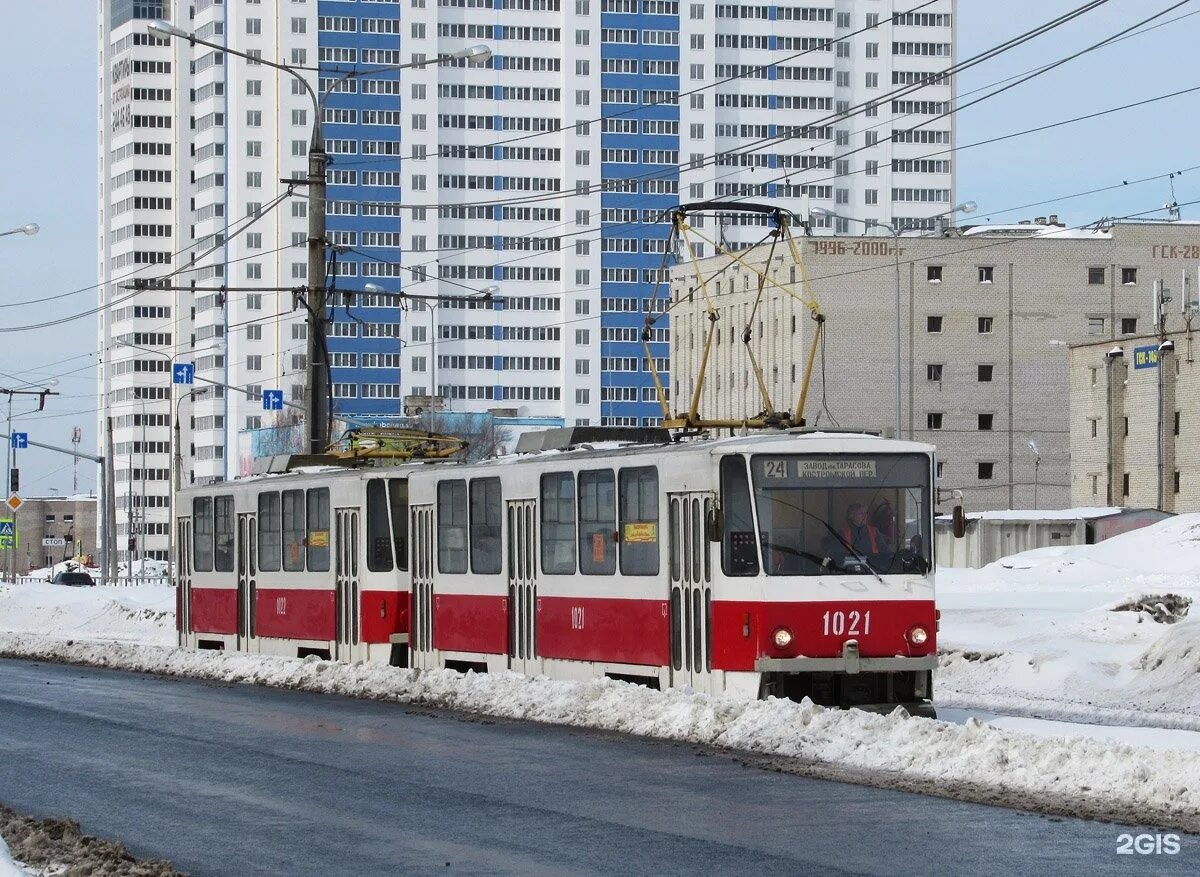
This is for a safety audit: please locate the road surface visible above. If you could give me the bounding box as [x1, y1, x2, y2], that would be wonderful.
[0, 659, 1193, 876]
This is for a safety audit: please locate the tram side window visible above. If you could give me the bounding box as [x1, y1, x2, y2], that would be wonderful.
[619, 467, 659, 575]
[721, 456, 759, 576]
[540, 472, 576, 574]
[193, 496, 214, 572]
[258, 492, 281, 572]
[366, 480, 393, 572]
[214, 495, 234, 573]
[470, 477, 502, 575]
[282, 489, 305, 571]
[307, 487, 331, 571]
[578, 469, 616, 575]
[388, 479, 409, 571]
[437, 480, 468, 574]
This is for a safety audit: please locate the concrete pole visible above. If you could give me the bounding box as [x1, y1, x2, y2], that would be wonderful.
[306, 130, 329, 454]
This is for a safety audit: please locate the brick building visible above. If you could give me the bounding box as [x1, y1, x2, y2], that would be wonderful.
[668, 220, 1200, 510]
[6, 496, 99, 576]
[1069, 328, 1200, 512]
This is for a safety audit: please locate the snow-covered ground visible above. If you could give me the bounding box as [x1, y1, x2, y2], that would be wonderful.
[4, 518, 1200, 830]
[937, 514, 1200, 730]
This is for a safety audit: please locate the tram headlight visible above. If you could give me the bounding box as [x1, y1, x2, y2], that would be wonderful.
[907, 625, 929, 646]
[772, 627, 793, 649]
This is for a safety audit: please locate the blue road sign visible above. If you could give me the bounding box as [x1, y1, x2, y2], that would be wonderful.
[262, 389, 284, 411]
[1133, 345, 1160, 370]
[173, 363, 195, 385]
[10, 433, 28, 449]
[0, 521, 14, 536]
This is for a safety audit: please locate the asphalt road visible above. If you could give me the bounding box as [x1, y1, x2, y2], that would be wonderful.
[0, 659, 1194, 876]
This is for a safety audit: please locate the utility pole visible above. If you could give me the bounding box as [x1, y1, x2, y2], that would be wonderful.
[71, 426, 81, 494]
[306, 125, 330, 455]
[1, 387, 59, 581]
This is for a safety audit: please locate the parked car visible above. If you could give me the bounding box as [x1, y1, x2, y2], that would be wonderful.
[51, 570, 95, 587]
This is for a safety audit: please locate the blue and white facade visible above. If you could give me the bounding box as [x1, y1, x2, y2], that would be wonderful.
[99, 0, 955, 553]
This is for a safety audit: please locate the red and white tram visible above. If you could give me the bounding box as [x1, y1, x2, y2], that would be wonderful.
[176, 428, 939, 709]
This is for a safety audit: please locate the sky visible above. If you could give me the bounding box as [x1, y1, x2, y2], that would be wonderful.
[0, 1, 1198, 496]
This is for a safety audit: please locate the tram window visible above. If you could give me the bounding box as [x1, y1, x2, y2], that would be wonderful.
[306, 487, 331, 571]
[720, 456, 759, 576]
[619, 467, 659, 575]
[193, 496, 214, 572]
[282, 489, 305, 571]
[214, 495, 234, 572]
[388, 479, 409, 571]
[437, 480, 469, 574]
[540, 472, 576, 574]
[578, 469, 616, 575]
[366, 480, 393, 572]
[257, 492, 281, 572]
[469, 478, 502, 574]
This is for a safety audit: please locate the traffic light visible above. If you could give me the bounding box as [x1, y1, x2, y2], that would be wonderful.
[9, 468, 17, 493]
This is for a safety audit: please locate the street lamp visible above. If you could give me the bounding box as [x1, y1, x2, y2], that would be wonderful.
[147, 19, 490, 454]
[809, 201, 975, 438]
[0, 223, 39, 238]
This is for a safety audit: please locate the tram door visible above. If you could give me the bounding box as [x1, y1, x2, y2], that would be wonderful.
[410, 504, 436, 669]
[177, 516, 192, 648]
[334, 508, 360, 662]
[506, 499, 538, 674]
[669, 493, 713, 692]
[236, 512, 257, 652]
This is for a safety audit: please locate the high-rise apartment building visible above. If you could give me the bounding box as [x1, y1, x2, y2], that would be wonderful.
[99, 0, 955, 559]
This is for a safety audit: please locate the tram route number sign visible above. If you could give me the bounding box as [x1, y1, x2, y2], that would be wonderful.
[763, 459, 878, 480]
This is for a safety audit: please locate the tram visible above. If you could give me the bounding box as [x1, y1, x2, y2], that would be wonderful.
[176, 427, 939, 709]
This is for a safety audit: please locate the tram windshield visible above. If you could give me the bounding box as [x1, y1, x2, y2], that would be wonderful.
[732, 453, 932, 576]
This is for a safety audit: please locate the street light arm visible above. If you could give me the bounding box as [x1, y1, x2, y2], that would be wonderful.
[0, 223, 38, 238]
[317, 45, 492, 115]
[147, 22, 318, 119]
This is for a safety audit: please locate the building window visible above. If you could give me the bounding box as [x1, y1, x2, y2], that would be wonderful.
[978, 317, 993, 334]
[927, 265, 942, 283]
[926, 315, 943, 333]
[927, 412, 943, 430]
[1120, 317, 1138, 335]
[1091, 474, 1098, 496]
[1122, 472, 1130, 497]
[1174, 410, 1181, 436]
[1123, 416, 1129, 437]
[1122, 267, 1138, 285]
[978, 413, 994, 431]
[936, 461, 945, 478]
[1174, 470, 1181, 494]
[978, 266, 994, 284]
[978, 462, 995, 481]
[927, 363, 943, 382]
[1090, 419, 1098, 438]
[977, 364, 993, 382]
[1087, 317, 1106, 336]
[1088, 266, 1106, 285]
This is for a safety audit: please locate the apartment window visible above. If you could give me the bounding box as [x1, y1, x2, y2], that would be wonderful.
[978, 266, 994, 284]
[978, 317, 993, 334]
[865, 42, 879, 59]
[246, 355, 262, 371]
[574, 359, 590, 375]
[1087, 317, 1106, 336]
[1120, 317, 1138, 335]
[291, 109, 307, 126]
[927, 363, 943, 382]
[575, 389, 590, 404]
[836, 11, 851, 27]
[1088, 266, 1106, 285]
[978, 462, 995, 481]
[689, 64, 703, 81]
[1122, 267, 1138, 285]
[865, 130, 878, 146]
[927, 412, 943, 430]
[246, 263, 262, 280]
[866, 12, 880, 27]
[865, 189, 878, 206]
[865, 160, 878, 176]
[246, 80, 261, 96]
[978, 413, 994, 431]
[246, 18, 261, 35]
[246, 141, 262, 158]
[246, 111, 262, 127]
[978, 364, 993, 382]
[865, 72, 879, 88]
[836, 42, 851, 58]
[247, 294, 262, 310]
[246, 171, 262, 188]
[926, 315, 943, 333]
[291, 17, 306, 33]
[246, 324, 262, 341]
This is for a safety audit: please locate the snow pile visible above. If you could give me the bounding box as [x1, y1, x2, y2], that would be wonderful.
[24, 560, 99, 583]
[0, 636, 1198, 831]
[0, 835, 20, 877]
[0, 582, 175, 647]
[938, 513, 1200, 726]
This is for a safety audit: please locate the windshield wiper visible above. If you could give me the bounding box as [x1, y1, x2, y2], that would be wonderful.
[761, 494, 886, 585]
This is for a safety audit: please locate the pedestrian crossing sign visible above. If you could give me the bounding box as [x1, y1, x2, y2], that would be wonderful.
[0, 518, 14, 550]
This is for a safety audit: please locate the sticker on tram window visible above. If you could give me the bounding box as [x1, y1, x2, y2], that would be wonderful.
[307, 530, 329, 547]
[796, 460, 877, 479]
[623, 522, 657, 543]
[592, 533, 607, 563]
